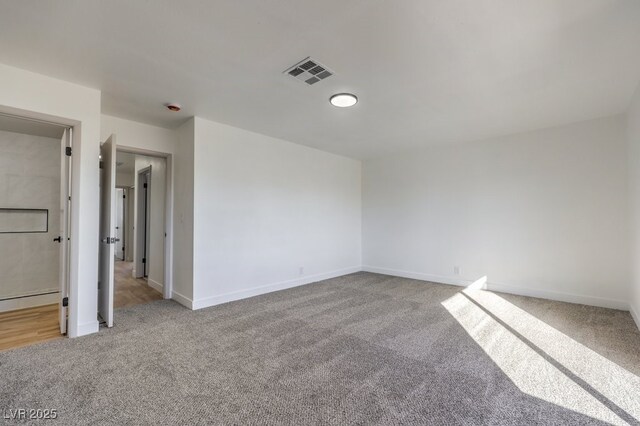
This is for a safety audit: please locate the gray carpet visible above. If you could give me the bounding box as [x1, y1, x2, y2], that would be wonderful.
[1, 272, 640, 425]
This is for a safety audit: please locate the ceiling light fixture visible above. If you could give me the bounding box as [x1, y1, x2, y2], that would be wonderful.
[166, 103, 181, 112]
[330, 93, 358, 108]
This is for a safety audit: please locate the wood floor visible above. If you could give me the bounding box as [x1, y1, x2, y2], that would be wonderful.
[0, 260, 162, 352]
[0, 304, 62, 352]
[114, 260, 163, 308]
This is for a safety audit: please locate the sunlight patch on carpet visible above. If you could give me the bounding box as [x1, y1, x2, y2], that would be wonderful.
[442, 289, 639, 424]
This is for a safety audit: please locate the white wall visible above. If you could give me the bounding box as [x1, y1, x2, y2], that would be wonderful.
[189, 117, 361, 308]
[0, 130, 60, 308]
[133, 155, 166, 292]
[0, 63, 101, 337]
[627, 85, 640, 327]
[101, 115, 175, 155]
[363, 115, 629, 309]
[172, 119, 195, 303]
[115, 170, 133, 187]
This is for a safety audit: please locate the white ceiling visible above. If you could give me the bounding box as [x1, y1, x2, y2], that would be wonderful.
[1, 1, 639, 159]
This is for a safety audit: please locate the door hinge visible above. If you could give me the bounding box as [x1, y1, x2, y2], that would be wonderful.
[142, 257, 146, 264]
[62, 297, 69, 307]
[65, 147, 72, 156]
[143, 183, 148, 189]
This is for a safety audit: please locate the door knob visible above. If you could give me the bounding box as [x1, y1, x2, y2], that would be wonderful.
[53, 236, 62, 243]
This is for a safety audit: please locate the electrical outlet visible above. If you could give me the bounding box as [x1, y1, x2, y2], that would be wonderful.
[453, 266, 461, 275]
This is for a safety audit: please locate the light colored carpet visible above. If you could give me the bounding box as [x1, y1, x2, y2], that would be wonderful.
[1, 272, 639, 425]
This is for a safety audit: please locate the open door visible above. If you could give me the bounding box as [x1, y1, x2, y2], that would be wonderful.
[98, 134, 117, 327]
[58, 128, 72, 335]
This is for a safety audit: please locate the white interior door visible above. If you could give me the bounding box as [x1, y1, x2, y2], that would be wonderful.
[98, 134, 116, 327]
[58, 128, 72, 335]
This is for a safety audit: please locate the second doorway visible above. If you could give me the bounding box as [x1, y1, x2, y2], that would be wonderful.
[112, 151, 165, 309]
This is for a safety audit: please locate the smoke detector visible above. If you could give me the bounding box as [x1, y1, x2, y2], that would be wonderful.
[284, 57, 334, 86]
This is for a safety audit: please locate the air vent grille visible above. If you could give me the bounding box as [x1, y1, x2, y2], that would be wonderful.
[284, 57, 334, 85]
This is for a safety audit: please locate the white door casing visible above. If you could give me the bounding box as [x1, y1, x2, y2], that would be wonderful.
[58, 128, 72, 335]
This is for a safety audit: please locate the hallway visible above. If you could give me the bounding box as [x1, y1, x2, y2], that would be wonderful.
[114, 260, 163, 308]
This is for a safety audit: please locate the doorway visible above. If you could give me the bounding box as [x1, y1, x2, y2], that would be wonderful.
[0, 113, 72, 351]
[98, 141, 169, 325]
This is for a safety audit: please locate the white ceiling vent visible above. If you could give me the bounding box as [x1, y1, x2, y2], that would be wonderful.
[284, 57, 333, 86]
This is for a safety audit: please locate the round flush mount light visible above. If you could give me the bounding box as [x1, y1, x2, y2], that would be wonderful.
[165, 103, 181, 112]
[330, 93, 358, 108]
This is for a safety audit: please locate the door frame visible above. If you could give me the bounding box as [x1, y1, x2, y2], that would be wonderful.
[0, 106, 78, 336]
[116, 146, 173, 300]
[114, 187, 126, 261]
[59, 127, 72, 334]
[114, 186, 134, 261]
[136, 166, 151, 278]
[125, 186, 135, 262]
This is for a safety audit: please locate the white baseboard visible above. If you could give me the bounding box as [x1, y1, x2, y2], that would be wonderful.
[192, 266, 361, 310]
[631, 303, 640, 331]
[362, 266, 472, 287]
[72, 320, 99, 338]
[0, 292, 59, 313]
[485, 282, 628, 311]
[362, 265, 628, 311]
[171, 290, 194, 309]
[148, 278, 163, 295]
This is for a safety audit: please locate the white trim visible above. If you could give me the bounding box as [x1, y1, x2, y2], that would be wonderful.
[75, 320, 99, 337]
[631, 303, 640, 331]
[171, 290, 193, 309]
[485, 282, 628, 311]
[148, 278, 163, 295]
[192, 266, 361, 310]
[0, 292, 59, 313]
[362, 266, 472, 287]
[163, 155, 173, 300]
[362, 265, 628, 310]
